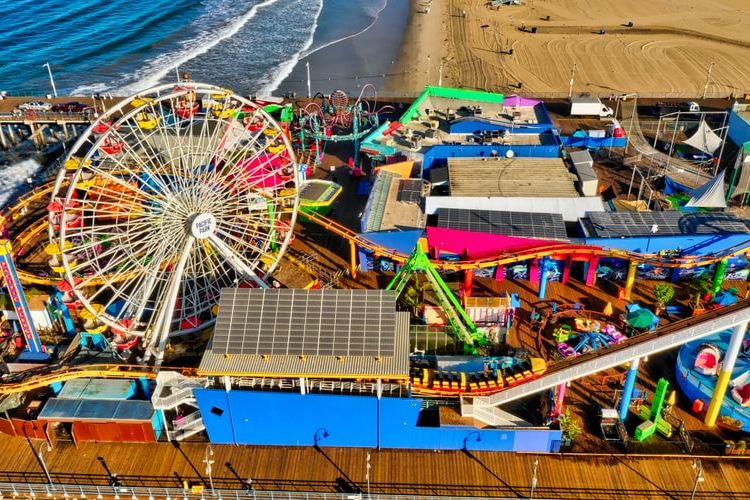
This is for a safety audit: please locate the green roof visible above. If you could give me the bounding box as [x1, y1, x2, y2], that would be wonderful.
[400, 86, 504, 122]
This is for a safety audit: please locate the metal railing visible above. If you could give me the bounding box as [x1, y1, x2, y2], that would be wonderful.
[0, 481, 508, 500]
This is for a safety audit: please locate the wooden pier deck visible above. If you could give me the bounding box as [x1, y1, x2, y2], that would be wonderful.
[0, 434, 748, 498]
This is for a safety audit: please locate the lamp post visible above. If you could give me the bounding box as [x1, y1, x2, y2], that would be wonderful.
[529, 457, 539, 500]
[42, 63, 57, 98]
[313, 428, 329, 448]
[690, 459, 704, 500]
[462, 431, 482, 451]
[365, 452, 371, 497]
[38, 441, 53, 486]
[203, 445, 215, 495]
[645, 224, 659, 253]
[567, 62, 577, 98]
[701, 63, 715, 99]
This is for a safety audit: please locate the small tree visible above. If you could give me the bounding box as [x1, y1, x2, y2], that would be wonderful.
[690, 274, 712, 308]
[559, 409, 583, 442]
[653, 283, 675, 309]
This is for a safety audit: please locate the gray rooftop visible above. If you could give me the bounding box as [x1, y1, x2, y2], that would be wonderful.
[436, 208, 568, 241]
[583, 212, 750, 238]
[39, 398, 154, 422]
[199, 289, 410, 379]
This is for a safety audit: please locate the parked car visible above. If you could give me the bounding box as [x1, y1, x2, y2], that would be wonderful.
[17, 100, 52, 112]
[52, 101, 90, 113]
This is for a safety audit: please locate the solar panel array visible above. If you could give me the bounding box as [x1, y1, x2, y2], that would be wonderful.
[212, 289, 397, 357]
[587, 212, 749, 238]
[437, 208, 568, 240]
[397, 179, 423, 204]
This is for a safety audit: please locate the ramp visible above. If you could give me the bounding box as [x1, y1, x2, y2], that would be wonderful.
[620, 99, 711, 188]
[472, 301, 750, 408]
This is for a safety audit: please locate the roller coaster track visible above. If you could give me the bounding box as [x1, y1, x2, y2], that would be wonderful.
[0, 364, 174, 395]
[301, 209, 750, 271]
[473, 300, 750, 408]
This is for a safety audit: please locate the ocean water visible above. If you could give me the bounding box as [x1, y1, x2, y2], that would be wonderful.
[0, 0, 390, 97]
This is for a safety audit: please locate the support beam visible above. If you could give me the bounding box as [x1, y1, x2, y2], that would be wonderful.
[463, 269, 474, 298]
[349, 240, 357, 278]
[561, 257, 571, 285]
[538, 256, 550, 299]
[712, 259, 728, 295]
[529, 258, 540, 284]
[619, 357, 641, 420]
[585, 256, 599, 286]
[705, 322, 747, 426]
[552, 383, 566, 418]
[624, 260, 638, 300]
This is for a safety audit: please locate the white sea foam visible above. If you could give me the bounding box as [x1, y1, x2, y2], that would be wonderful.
[0, 158, 43, 209]
[255, 0, 324, 96]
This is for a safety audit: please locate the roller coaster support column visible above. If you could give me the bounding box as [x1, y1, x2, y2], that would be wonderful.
[585, 256, 599, 286]
[529, 259, 540, 284]
[349, 241, 358, 279]
[552, 382, 566, 419]
[538, 256, 550, 299]
[463, 270, 474, 298]
[704, 322, 747, 427]
[619, 357, 641, 421]
[712, 259, 728, 295]
[624, 260, 638, 300]
[561, 257, 571, 285]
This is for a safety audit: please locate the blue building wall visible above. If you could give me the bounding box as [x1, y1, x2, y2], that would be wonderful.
[560, 135, 627, 148]
[584, 233, 750, 257]
[423, 142, 560, 171]
[195, 390, 562, 451]
[728, 110, 750, 147]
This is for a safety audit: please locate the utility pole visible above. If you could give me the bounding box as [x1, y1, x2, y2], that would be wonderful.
[568, 62, 577, 98]
[427, 55, 431, 85]
[702, 62, 715, 99]
[366, 452, 371, 497]
[306, 62, 311, 99]
[438, 62, 443, 87]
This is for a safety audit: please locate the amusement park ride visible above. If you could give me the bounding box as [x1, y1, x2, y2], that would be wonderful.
[0, 82, 750, 446]
[297, 85, 394, 166]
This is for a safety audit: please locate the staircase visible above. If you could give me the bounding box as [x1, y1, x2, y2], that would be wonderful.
[171, 410, 205, 441]
[151, 372, 208, 410]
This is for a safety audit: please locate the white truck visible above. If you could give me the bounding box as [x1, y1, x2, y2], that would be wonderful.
[568, 96, 614, 118]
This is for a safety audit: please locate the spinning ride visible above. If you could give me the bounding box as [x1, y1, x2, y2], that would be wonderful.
[48, 83, 299, 364]
[298, 85, 394, 165]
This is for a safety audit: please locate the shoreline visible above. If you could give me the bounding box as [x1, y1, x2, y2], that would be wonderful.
[275, 0, 409, 98]
[385, 0, 449, 95]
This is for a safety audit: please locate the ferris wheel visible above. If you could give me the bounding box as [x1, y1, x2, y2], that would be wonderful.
[48, 82, 299, 364]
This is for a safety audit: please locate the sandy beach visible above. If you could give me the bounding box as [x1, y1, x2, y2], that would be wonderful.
[389, 0, 750, 98]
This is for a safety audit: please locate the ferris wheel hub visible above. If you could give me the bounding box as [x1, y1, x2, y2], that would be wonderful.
[188, 213, 217, 239]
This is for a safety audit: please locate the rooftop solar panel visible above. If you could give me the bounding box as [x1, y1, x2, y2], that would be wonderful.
[436, 208, 568, 241]
[211, 289, 398, 357]
[397, 179, 424, 204]
[586, 212, 749, 238]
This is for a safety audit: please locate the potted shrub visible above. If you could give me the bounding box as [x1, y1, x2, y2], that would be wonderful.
[652, 283, 675, 316]
[559, 409, 583, 446]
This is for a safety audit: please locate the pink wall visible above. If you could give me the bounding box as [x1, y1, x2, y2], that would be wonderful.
[426, 227, 563, 258]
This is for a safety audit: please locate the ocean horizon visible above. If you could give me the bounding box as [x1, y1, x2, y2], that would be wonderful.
[0, 0, 398, 97]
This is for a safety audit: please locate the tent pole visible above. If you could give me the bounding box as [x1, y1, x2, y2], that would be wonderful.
[715, 111, 729, 177]
[666, 112, 679, 171]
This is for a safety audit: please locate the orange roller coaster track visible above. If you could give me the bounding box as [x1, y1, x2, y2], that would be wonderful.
[301, 210, 750, 272]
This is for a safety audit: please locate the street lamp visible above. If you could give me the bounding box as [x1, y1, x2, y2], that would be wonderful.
[42, 63, 57, 98]
[313, 428, 329, 448]
[690, 459, 704, 500]
[462, 431, 482, 451]
[529, 457, 539, 500]
[38, 441, 53, 486]
[365, 452, 371, 497]
[203, 445, 215, 495]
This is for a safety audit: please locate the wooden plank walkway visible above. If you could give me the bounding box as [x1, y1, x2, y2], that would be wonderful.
[0, 434, 748, 498]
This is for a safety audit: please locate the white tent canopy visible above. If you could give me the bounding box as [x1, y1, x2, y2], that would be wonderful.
[685, 169, 727, 208]
[683, 119, 723, 155]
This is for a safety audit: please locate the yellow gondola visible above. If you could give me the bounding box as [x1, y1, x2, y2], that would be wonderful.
[64, 156, 92, 171]
[136, 112, 160, 130]
[266, 143, 285, 154]
[131, 96, 154, 107]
